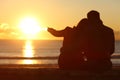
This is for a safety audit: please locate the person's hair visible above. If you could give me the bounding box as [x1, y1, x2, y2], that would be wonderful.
[87, 10, 100, 21]
[76, 18, 88, 29]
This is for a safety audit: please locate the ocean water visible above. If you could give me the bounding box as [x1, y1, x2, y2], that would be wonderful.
[0, 40, 119, 65]
[0, 40, 62, 65]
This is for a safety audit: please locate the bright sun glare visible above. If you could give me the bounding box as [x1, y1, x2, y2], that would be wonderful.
[19, 17, 41, 38]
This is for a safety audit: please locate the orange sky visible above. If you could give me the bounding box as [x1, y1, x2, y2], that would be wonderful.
[0, 0, 120, 40]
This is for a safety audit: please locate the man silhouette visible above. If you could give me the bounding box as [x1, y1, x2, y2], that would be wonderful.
[83, 10, 115, 72]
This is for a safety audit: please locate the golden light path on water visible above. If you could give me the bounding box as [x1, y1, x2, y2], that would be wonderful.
[21, 40, 38, 64]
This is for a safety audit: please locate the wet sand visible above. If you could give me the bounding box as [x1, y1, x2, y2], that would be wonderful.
[0, 64, 120, 80]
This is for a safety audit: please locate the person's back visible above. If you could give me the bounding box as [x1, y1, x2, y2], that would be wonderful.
[48, 18, 89, 70]
[47, 26, 78, 69]
[84, 10, 115, 72]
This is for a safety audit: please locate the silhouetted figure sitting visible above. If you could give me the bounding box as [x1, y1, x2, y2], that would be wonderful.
[80, 10, 115, 72]
[48, 10, 115, 73]
[48, 18, 89, 70]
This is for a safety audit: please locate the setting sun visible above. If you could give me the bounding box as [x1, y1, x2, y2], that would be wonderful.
[18, 17, 48, 39]
[19, 17, 41, 39]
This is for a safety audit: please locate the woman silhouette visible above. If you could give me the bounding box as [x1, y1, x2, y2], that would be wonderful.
[48, 18, 89, 70]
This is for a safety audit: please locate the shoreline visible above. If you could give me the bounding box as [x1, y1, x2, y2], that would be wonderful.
[0, 64, 59, 69]
[0, 63, 119, 69]
[0, 64, 120, 80]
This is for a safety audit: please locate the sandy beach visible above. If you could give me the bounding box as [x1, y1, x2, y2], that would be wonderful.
[0, 64, 120, 80]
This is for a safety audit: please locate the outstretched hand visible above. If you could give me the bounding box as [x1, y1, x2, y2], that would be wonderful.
[47, 27, 55, 32]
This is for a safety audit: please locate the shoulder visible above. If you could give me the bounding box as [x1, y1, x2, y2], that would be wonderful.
[64, 27, 73, 32]
[65, 27, 73, 30]
[102, 25, 114, 33]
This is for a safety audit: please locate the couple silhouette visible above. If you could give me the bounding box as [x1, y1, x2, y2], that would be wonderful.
[48, 10, 115, 72]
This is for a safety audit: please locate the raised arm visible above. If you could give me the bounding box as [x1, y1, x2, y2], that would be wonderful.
[47, 27, 65, 37]
[110, 30, 115, 55]
[106, 28, 115, 55]
[48, 27, 72, 37]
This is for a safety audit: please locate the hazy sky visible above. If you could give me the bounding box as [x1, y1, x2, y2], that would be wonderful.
[0, 0, 120, 40]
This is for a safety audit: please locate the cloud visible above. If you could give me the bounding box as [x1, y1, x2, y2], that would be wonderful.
[0, 23, 9, 32]
[0, 23, 19, 39]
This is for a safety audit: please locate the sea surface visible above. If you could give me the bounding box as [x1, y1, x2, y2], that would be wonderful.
[0, 40, 119, 65]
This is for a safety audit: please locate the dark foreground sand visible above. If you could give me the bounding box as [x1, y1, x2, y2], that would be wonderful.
[0, 64, 120, 80]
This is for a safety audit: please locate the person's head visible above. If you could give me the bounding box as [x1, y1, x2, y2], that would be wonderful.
[87, 10, 100, 21]
[76, 18, 88, 29]
[87, 10, 103, 26]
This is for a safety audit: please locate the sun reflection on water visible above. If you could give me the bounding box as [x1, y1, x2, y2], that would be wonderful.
[22, 40, 37, 64]
[24, 40, 34, 57]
